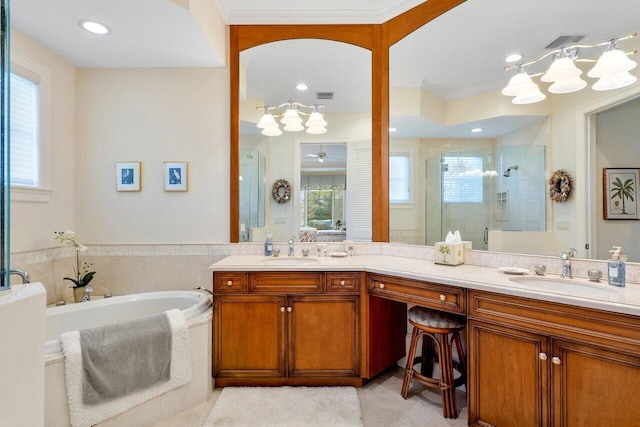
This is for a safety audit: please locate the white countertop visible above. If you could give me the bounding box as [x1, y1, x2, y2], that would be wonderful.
[209, 254, 640, 317]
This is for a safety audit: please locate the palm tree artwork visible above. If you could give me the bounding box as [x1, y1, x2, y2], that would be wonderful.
[439, 245, 452, 263]
[610, 176, 635, 215]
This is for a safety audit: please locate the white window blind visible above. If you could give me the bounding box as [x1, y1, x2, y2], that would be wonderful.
[443, 156, 483, 203]
[10, 72, 40, 186]
[389, 154, 409, 203]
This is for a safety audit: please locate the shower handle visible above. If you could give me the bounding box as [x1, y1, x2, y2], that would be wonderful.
[484, 227, 489, 245]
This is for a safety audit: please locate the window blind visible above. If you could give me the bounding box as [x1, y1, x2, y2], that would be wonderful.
[10, 72, 40, 186]
[442, 156, 483, 203]
[389, 154, 409, 203]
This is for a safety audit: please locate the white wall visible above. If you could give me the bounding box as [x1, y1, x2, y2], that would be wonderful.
[75, 67, 230, 244]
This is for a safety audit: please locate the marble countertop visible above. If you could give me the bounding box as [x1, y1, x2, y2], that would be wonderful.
[210, 254, 640, 317]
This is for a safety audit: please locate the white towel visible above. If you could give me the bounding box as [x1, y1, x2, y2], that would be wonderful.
[61, 309, 192, 427]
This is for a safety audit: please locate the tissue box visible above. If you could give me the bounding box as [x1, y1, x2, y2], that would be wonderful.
[434, 242, 464, 266]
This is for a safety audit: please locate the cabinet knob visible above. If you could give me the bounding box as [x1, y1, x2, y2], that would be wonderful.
[226, 280, 233, 287]
[539, 352, 548, 361]
[340, 280, 346, 286]
[552, 357, 561, 365]
[379, 283, 385, 289]
[280, 307, 285, 312]
[440, 294, 446, 301]
[287, 306, 293, 312]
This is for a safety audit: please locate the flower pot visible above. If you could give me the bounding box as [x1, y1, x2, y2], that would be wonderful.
[72, 286, 84, 303]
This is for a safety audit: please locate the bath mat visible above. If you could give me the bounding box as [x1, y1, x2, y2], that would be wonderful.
[204, 386, 364, 426]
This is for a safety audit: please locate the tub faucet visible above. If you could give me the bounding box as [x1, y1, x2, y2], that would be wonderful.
[9, 269, 30, 284]
[560, 248, 577, 278]
[288, 236, 295, 256]
[82, 284, 95, 302]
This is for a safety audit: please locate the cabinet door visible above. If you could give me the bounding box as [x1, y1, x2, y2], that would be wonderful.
[287, 295, 359, 377]
[214, 295, 286, 378]
[552, 339, 640, 426]
[468, 320, 549, 427]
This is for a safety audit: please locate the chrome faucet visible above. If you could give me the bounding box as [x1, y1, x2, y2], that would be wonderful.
[560, 248, 577, 278]
[288, 236, 295, 256]
[82, 284, 95, 302]
[9, 269, 30, 284]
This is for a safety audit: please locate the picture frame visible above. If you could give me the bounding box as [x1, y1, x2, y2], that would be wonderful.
[116, 162, 141, 192]
[603, 168, 639, 220]
[164, 161, 188, 192]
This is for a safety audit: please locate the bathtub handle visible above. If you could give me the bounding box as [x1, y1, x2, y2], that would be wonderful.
[193, 286, 213, 295]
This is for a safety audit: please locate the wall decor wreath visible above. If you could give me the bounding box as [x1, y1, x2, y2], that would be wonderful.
[548, 169, 572, 202]
[272, 179, 291, 204]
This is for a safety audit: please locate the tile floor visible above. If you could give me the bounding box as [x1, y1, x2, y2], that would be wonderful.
[154, 367, 468, 427]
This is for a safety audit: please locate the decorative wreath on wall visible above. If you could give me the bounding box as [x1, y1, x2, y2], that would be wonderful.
[548, 169, 572, 203]
[272, 179, 292, 204]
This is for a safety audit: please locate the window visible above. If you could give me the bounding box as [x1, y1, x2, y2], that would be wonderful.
[10, 72, 40, 187]
[299, 174, 345, 230]
[442, 156, 483, 203]
[389, 154, 409, 203]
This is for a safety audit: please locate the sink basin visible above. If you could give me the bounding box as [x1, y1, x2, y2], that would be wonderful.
[261, 257, 319, 264]
[509, 276, 617, 299]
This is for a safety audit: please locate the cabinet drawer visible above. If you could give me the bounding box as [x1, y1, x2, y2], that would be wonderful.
[213, 272, 248, 293]
[368, 274, 465, 315]
[326, 272, 360, 293]
[250, 272, 324, 294]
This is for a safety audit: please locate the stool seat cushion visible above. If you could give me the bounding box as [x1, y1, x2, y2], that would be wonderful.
[408, 306, 465, 329]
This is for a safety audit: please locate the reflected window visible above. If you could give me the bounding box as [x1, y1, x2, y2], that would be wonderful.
[389, 154, 409, 203]
[10, 72, 40, 186]
[300, 174, 345, 230]
[443, 156, 483, 203]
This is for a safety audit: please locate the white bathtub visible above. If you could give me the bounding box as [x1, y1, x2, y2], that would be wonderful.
[45, 290, 213, 426]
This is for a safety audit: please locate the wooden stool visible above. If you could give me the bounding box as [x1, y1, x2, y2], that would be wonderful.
[400, 306, 466, 419]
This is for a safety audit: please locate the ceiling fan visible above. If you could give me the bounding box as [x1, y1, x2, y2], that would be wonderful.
[306, 145, 327, 163]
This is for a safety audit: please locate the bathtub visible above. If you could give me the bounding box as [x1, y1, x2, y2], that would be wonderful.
[45, 290, 213, 426]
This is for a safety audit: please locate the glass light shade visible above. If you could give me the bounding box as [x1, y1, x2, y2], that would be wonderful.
[548, 76, 587, 94]
[502, 72, 538, 96]
[256, 112, 278, 129]
[541, 57, 582, 82]
[305, 112, 327, 127]
[283, 122, 304, 132]
[512, 87, 546, 104]
[261, 127, 282, 137]
[280, 108, 302, 125]
[588, 48, 637, 78]
[306, 126, 327, 135]
[592, 71, 638, 91]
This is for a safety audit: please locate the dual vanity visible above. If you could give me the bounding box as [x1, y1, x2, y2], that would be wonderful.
[209, 254, 640, 426]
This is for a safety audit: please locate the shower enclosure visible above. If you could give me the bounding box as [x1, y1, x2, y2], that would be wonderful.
[426, 145, 545, 250]
[238, 148, 266, 242]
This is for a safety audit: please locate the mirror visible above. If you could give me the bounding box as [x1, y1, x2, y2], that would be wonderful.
[389, 0, 640, 260]
[238, 39, 372, 243]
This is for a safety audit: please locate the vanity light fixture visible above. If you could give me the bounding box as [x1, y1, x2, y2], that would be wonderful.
[256, 100, 327, 136]
[502, 32, 638, 104]
[78, 19, 112, 35]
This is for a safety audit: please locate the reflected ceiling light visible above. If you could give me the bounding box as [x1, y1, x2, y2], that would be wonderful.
[502, 32, 638, 104]
[505, 53, 523, 63]
[471, 128, 483, 133]
[296, 83, 308, 91]
[256, 100, 327, 136]
[389, 127, 397, 132]
[78, 19, 111, 35]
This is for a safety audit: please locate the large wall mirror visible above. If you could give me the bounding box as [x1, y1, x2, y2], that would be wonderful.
[389, 0, 640, 260]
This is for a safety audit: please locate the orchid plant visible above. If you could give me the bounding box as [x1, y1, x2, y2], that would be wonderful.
[55, 230, 96, 288]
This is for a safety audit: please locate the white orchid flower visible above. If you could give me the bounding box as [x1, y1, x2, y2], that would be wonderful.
[77, 244, 88, 252]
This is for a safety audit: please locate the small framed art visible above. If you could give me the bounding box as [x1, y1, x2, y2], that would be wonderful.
[164, 161, 188, 192]
[116, 162, 141, 192]
[603, 168, 639, 220]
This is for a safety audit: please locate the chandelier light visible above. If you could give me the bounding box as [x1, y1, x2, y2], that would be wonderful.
[256, 101, 327, 136]
[502, 32, 638, 104]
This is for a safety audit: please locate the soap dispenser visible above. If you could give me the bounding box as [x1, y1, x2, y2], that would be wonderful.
[607, 246, 626, 287]
[264, 234, 274, 256]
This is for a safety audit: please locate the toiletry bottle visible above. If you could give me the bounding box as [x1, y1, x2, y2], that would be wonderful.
[264, 234, 273, 256]
[607, 246, 626, 287]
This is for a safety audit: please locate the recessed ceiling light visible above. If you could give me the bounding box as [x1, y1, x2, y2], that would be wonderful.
[471, 128, 483, 133]
[296, 83, 308, 91]
[78, 19, 112, 35]
[505, 53, 522, 63]
[389, 127, 397, 132]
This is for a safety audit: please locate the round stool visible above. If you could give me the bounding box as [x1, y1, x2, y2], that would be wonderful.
[400, 306, 467, 419]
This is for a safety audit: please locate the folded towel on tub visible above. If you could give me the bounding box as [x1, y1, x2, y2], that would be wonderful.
[61, 308, 192, 427]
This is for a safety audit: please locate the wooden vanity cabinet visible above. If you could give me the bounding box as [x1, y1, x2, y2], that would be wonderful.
[213, 271, 361, 386]
[467, 290, 640, 427]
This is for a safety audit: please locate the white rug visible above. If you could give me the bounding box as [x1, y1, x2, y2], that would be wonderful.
[204, 386, 364, 426]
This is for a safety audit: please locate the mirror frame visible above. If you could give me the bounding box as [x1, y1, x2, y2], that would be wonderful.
[229, 0, 466, 242]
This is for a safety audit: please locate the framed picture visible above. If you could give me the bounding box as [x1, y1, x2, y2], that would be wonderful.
[603, 168, 639, 220]
[164, 161, 188, 192]
[116, 162, 141, 191]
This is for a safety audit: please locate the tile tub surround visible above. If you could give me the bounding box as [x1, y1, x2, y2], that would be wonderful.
[11, 242, 640, 304]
